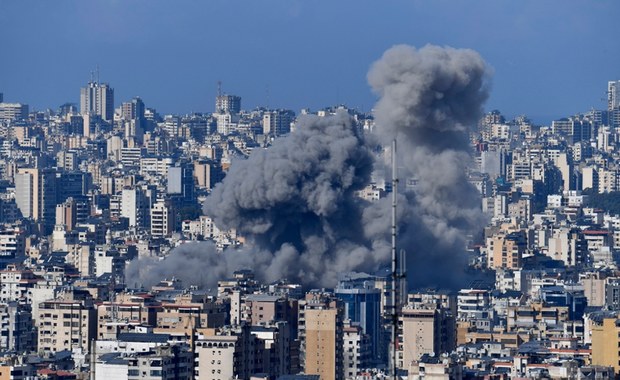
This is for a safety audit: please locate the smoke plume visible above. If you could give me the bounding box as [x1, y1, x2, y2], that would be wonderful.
[127, 44, 491, 290]
[368, 44, 490, 287]
[128, 112, 391, 289]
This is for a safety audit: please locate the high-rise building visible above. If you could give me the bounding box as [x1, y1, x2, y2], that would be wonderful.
[121, 97, 145, 121]
[162, 114, 180, 137]
[80, 81, 114, 122]
[82, 112, 104, 138]
[14, 168, 58, 233]
[334, 275, 382, 364]
[399, 294, 456, 370]
[486, 231, 526, 270]
[55, 199, 77, 232]
[551, 117, 593, 144]
[96, 292, 160, 339]
[298, 291, 344, 380]
[14, 173, 33, 219]
[608, 80, 620, 111]
[57, 150, 79, 171]
[150, 199, 173, 238]
[262, 109, 295, 136]
[250, 322, 294, 378]
[121, 97, 146, 144]
[194, 160, 223, 190]
[591, 312, 620, 374]
[121, 187, 151, 229]
[0, 301, 36, 352]
[342, 321, 371, 379]
[167, 164, 195, 205]
[215, 112, 239, 135]
[37, 289, 96, 356]
[0, 103, 29, 121]
[56, 171, 91, 202]
[215, 94, 241, 114]
[194, 325, 262, 380]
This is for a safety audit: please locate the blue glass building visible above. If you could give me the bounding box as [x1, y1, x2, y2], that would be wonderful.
[335, 274, 382, 364]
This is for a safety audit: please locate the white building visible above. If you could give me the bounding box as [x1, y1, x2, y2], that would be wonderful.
[150, 200, 173, 238]
[121, 187, 150, 229]
[80, 81, 114, 122]
[0, 103, 29, 121]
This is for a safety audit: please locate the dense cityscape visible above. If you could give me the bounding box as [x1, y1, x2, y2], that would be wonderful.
[1, 43, 620, 380]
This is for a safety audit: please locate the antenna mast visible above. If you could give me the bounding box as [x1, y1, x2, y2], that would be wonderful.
[391, 139, 399, 380]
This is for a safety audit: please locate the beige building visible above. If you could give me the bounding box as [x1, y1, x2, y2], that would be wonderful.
[193, 160, 222, 190]
[591, 313, 620, 374]
[547, 227, 587, 266]
[14, 168, 57, 232]
[409, 355, 463, 380]
[299, 291, 344, 380]
[461, 328, 529, 350]
[37, 289, 96, 356]
[241, 294, 292, 326]
[506, 303, 569, 332]
[65, 243, 94, 277]
[155, 292, 227, 342]
[580, 272, 608, 307]
[400, 300, 455, 370]
[97, 292, 160, 339]
[55, 199, 77, 231]
[486, 231, 526, 270]
[194, 325, 260, 380]
[0, 103, 28, 121]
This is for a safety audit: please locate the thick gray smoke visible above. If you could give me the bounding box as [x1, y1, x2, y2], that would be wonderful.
[125, 242, 229, 290]
[368, 44, 490, 288]
[202, 112, 388, 287]
[128, 44, 491, 291]
[125, 241, 307, 291]
[128, 112, 391, 289]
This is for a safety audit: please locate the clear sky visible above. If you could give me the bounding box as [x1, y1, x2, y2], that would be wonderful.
[0, 0, 617, 124]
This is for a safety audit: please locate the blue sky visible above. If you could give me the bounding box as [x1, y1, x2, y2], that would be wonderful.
[0, 0, 617, 124]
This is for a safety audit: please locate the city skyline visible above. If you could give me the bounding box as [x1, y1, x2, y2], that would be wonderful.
[1, 0, 619, 124]
[3, 1, 620, 378]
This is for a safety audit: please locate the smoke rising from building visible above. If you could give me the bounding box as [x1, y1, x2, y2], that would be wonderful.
[128, 112, 391, 289]
[368, 44, 490, 287]
[127, 44, 491, 290]
[125, 242, 229, 290]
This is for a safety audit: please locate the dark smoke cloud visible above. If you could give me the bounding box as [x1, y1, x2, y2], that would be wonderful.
[128, 44, 491, 291]
[128, 112, 390, 289]
[203, 112, 388, 287]
[125, 242, 230, 290]
[125, 241, 304, 291]
[368, 44, 490, 288]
